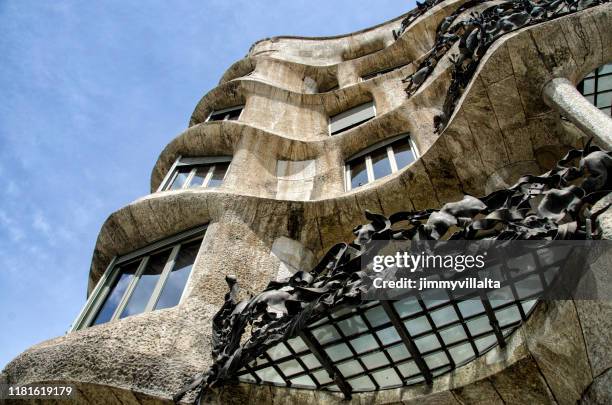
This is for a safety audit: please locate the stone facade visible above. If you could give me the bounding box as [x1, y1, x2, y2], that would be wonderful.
[3, 1, 612, 404]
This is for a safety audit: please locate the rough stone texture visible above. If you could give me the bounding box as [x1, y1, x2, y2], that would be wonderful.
[581, 368, 612, 405]
[3, 2, 612, 404]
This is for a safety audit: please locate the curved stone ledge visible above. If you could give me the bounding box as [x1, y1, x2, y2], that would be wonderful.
[246, 0, 466, 67]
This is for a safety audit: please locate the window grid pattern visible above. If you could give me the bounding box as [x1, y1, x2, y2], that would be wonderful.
[235, 248, 562, 393]
[207, 105, 244, 122]
[578, 63, 612, 117]
[360, 62, 410, 82]
[79, 233, 204, 329]
[346, 136, 417, 190]
[163, 159, 230, 191]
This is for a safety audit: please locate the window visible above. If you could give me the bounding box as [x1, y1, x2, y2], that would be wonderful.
[207, 105, 244, 122]
[329, 101, 376, 135]
[345, 135, 417, 190]
[360, 63, 410, 82]
[71, 226, 206, 330]
[158, 156, 231, 192]
[578, 63, 612, 117]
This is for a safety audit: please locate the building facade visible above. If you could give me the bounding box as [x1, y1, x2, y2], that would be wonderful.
[3, 0, 612, 404]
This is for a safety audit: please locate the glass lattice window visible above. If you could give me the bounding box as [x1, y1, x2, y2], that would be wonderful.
[345, 135, 417, 190]
[207, 105, 244, 122]
[578, 63, 612, 117]
[329, 101, 376, 135]
[159, 157, 231, 191]
[71, 227, 205, 330]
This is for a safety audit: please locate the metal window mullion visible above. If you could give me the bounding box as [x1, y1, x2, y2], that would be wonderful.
[144, 245, 181, 313]
[326, 315, 380, 390]
[345, 164, 351, 191]
[202, 165, 215, 188]
[81, 264, 122, 328]
[380, 300, 433, 385]
[158, 156, 182, 192]
[299, 330, 352, 400]
[111, 256, 149, 321]
[71, 256, 118, 331]
[387, 146, 398, 173]
[365, 155, 374, 183]
[183, 168, 197, 189]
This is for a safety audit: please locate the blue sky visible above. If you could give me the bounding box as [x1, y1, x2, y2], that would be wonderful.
[0, 0, 414, 368]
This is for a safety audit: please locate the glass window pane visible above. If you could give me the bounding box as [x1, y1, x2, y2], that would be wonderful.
[155, 239, 201, 310]
[287, 336, 308, 353]
[458, 300, 485, 318]
[430, 306, 458, 327]
[362, 351, 389, 370]
[386, 344, 411, 361]
[599, 75, 612, 92]
[467, 316, 493, 336]
[449, 342, 475, 365]
[596, 91, 612, 108]
[424, 352, 449, 369]
[414, 335, 441, 354]
[371, 368, 402, 387]
[278, 359, 303, 376]
[475, 334, 497, 353]
[338, 315, 368, 337]
[495, 305, 522, 327]
[208, 162, 229, 188]
[394, 297, 421, 318]
[404, 316, 430, 336]
[365, 305, 390, 327]
[312, 369, 333, 385]
[348, 375, 376, 391]
[92, 261, 140, 325]
[120, 250, 170, 318]
[312, 325, 341, 345]
[169, 167, 191, 190]
[189, 166, 210, 188]
[439, 324, 467, 345]
[582, 78, 595, 94]
[350, 158, 368, 189]
[299, 353, 321, 370]
[376, 326, 401, 345]
[290, 375, 316, 388]
[350, 334, 378, 353]
[370, 147, 392, 180]
[267, 343, 292, 361]
[397, 360, 419, 378]
[325, 343, 352, 361]
[337, 359, 364, 377]
[598, 64, 612, 75]
[392, 139, 416, 170]
[255, 367, 284, 384]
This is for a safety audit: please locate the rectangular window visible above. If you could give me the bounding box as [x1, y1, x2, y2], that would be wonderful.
[329, 101, 376, 135]
[345, 135, 417, 191]
[360, 63, 410, 82]
[159, 156, 231, 192]
[207, 105, 244, 122]
[72, 226, 206, 330]
[578, 63, 612, 117]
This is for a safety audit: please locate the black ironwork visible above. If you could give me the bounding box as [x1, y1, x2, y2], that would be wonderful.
[398, 0, 610, 133]
[578, 64, 612, 117]
[174, 142, 611, 403]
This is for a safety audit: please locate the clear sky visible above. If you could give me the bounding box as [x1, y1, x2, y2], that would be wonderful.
[0, 0, 415, 368]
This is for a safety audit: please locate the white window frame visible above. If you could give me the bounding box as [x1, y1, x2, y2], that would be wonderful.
[344, 134, 419, 191]
[69, 225, 207, 332]
[205, 104, 245, 122]
[157, 156, 232, 192]
[328, 101, 376, 136]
